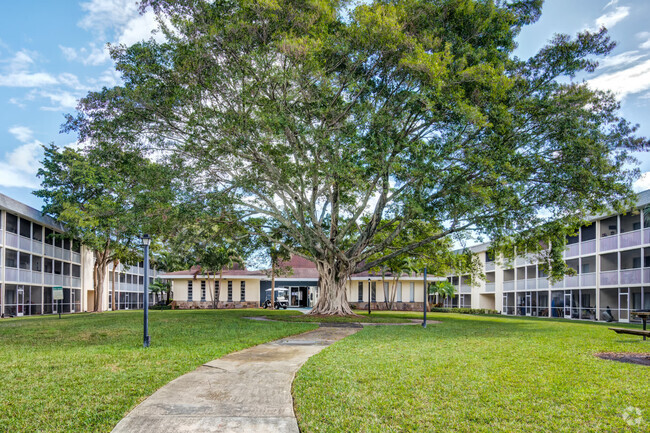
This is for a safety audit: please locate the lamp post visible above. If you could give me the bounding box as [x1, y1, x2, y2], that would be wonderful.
[141, 234, 151, 348]
[422, 267, 427, 328]
[367, 278, 371, 315]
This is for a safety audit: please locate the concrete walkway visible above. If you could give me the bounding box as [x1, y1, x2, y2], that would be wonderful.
[111, 326, 359, 433]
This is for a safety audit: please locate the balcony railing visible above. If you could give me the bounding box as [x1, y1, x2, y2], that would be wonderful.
[645, 269, 650, 284]
[63, 250, 71, 261]
[44, 244, 54, 257]
[600, 236, 617, 252]
[71, 277, 81, 288]
[5, 268, 18, 281]
[581, 240, 596, 255]
[516, 279, 526, 290]
[19, 236, 31, 251]
[552, 279, 564, 289]
[6, 232, 18, 248]
[485, 262, 495, 271]
[503, 281, 515, 291]
[620, 230, 642, 248]
[581, 272, 596, 287]
[564, 275, 579, 288]
[564, 243, 579, 258]
[620, 268, 642, 285]
[72, 252, 81, 263]
[537, 278, 549, 289]
[600, 270, 618, 286]
[515, 257, 526, 266]
[484, 282, 495, 292]
[54, 247, 63, 259]
[645, 229, 650, 244]
[32, 240, 42, 254]
[460, 284, 471, 293]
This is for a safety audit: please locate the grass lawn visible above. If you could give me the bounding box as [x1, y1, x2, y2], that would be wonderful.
[0, 309, 316, 432]
[269, 312, 411, 324]
[293, 312, 650, 432]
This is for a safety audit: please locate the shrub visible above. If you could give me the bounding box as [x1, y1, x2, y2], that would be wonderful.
[150, 305, 172, 310]
[430, 307, 498, 315]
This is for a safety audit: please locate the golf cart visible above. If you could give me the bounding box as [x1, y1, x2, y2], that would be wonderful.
[263, 287, 289, 309]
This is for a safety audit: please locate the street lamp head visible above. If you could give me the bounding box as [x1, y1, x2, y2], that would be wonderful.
[141, 234, 151, 246]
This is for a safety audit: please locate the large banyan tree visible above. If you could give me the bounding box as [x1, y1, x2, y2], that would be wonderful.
[66, 0, 649, 314]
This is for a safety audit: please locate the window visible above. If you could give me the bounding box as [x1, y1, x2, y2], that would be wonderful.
[357, 281, 363, 302]
[55, 236, 62, 248]
[5, 249, 17, 268]
[188, 281, 193, 301]
[63, 262, 70, 276]
[397, 282, 402, 302]
[32, 256, 42, 272]
[72, 240, 81, 253]
[215, 281, 220, 300]
[383, 282, 389, 301]
[19, 218, 31, 238]
[44, 227, 54, 245]
[227, 281, 233, 301]
[72, 264, 81, 278]
[240, 281, 246, 300]
[63, 239, 70, 250]
[410, 282, 415, 302]
[120, 273, 125, 283]
[201, 280, 206, 301]
[44, 258, 53, 273]
[139, 276, 144, 285]
[6, 213, 18, 234]
[371, 282, 376, 302]
[54, 261, 62, 275]
[126, 274, 132, 284]
[32, 223, 42, 241]
[19, 252, 30, 270]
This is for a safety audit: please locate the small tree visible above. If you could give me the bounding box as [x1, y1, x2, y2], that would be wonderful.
[429, 281, 457, 308]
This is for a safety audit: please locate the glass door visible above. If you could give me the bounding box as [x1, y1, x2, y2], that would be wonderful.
[525, 293, 532, 316]
[619, 289, 629, 323]
[17, 286, 24, 317]
[71, 290, 76, 313]
[564, 292, 572, 319]
[124, 293, 130, 310]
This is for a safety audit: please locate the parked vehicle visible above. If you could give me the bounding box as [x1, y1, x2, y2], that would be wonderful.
[263, 288, 289, 309]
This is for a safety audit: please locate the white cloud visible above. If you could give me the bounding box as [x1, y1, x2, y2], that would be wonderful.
[588, 59, 650, 99]
[79, 0, 140, 38]
[633, 171, 650, 192]
[117, 11, 162, 45]
[59, 43, 111, 66]
[594, 6, 630, 29]
[38, 90, 79, 111]
[0, 141, 43, 189]
[0, 72, 58, 87]
[641, 39, 650, 50]
[9, 126, 34, 143]
[598, 50, 646, 69]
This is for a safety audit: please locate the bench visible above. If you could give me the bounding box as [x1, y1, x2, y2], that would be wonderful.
[609, 327, 650, 338]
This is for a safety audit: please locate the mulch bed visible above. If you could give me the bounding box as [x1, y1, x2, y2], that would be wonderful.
[594, 352, 650, 366]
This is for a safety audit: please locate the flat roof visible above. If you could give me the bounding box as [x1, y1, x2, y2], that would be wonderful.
[0, 192, 64, 231]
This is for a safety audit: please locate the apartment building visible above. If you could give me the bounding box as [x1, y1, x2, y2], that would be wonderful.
[446, 190, 650, 323]
[0, 193, 157, 317]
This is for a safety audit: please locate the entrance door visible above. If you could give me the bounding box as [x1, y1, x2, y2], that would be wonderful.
[17, 286, 24, 317]
[290, 287, 302, 307]
[124, 293, 130, 310]
[619, 289, 630, 323]
[71, 290, 76, 313]
[564, 292, 572, 319]
[525, 293, 532, 316]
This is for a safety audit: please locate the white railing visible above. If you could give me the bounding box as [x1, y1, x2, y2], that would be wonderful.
[564, 243, 579, 258]
[6, 232, 18, 248]
[460, 284, 471, 293]
[19, 269, 31, 282]
[515, 257, 526, 266]
[526, 279, 536, 290]
[484, 282, 495, 292]
[503, 280, 515, 291]
[54, 247, 63, 259]
[44, 244, 54, 257]
[19, 236, 31, 251]
[564, 275, 579, 288]
[552, 279, 564, 289]
[537, 278, 549, 289]
[71, 277, 81, 288]
[63, 276, 71, 287]
[620, 230, 642, 248]
[581, 240, 596, 255]
[32, 272, 42, 284]
[516, 279, 526, 290]
[63, 250, 71, 261]
[581, 272, 596, 287]
[54, 275, 63, 286]
[600, 270, 618, 286]
[32, 240, 42, 254]
[600, 236, 617, 252]
[485, 262, 495, 271]
[645, 269, 650, 284]
[72, 252, 81, 263]
[645, 229, 650, 244]
[5, 268, 18, 281]
[44, 273, 54, 285]
[620, 268, 642, 285]
[0, 229, 3, 245]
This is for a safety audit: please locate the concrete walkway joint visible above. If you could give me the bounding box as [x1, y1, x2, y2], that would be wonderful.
[111, 327, 359, 433]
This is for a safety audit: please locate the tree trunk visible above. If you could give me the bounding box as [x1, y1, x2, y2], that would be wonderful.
[93, 251, 108, 312]
[111, 259, 119, 311]
[309, 260, 354, 315]
[215, 271, 222, 309]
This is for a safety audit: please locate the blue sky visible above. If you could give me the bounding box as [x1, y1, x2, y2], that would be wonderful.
[0, 0, 649, 210]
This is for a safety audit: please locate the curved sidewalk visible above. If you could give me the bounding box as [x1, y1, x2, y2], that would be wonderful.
[111, 326, 360, 433]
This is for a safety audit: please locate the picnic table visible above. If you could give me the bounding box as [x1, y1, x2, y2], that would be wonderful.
[632, 311, 650, 341]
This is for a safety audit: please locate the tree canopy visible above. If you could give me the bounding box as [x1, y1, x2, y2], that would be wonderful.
[64, 0, 649, 314]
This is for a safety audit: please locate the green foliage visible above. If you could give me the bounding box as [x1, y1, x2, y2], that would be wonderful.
[64, 0, 649, 312]
[428, 280, 457, 300]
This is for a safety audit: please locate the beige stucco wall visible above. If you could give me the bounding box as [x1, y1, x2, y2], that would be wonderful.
[171, 277, 261, 303]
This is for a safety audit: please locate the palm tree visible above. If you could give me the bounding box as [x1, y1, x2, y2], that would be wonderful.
[429, 281, 456, 308]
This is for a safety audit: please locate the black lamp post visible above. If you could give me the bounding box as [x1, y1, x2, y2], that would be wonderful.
[141, 234, 151, 348]
[367, 277, 371, 315]
[422, 267, 428, 328]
